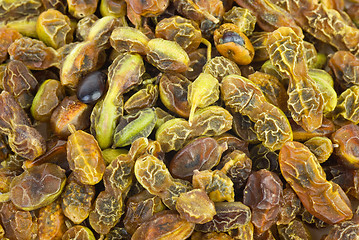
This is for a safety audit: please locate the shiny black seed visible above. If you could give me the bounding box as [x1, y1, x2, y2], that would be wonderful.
[77, 71, 106, 104]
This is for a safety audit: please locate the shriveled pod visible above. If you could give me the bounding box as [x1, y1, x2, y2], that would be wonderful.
[36, 9, 73, 49]
[67, 125, 106, 185]
[38, 199, 66, 240]
[50, 95, 92, 138]
[63, 226, 96, 240]
[333, 85, 359, 124]
[110, 26, 150, 55]
[303, 41, 318, 68]
[323, 221, 359, 240]
[213, 23, 254, 65]
[231, 110, 258, 143]
[41, 0, 67, 13]
[112, 107, 157, 148]
[176, 189, 216, 224]
[248, 71, 288, 112]
[147, 38, 190, 72]
[0, 27, 22, 63]
[155, 118, 193, 152]
[193, 169, 234, 202]
[105, 227, 131, 239]
[219, 150, 252, 188]
[2, 16, 39, 38]
[123, 190, 165, 235]
[154, 107, 175, 129]
[277, 185, 301, 225]
[243, 169, 283, 234]
[9, 163, 66, 211]
[203, 56, 241, 82]
[61, 174, 96, 224]
[125, 0, 169, 17]
[60, 41, 100, 91]
[278, 219, 312, 240]
[75, 14, 98, 41]
[8, 37, 59, 70]
[215, 133, 249, 155]
[155, 16, 202, 53]
[67, 0, 99, 18]
[169, 137, 227, 180]
[304, 137, 333, 164]
[332, 124, 359, 169]
[221, 74, 293, 151]
[159, 73, 191, 118]
[188, 73, 220, 124]
[191, 106, 233, 137]
[223, 6, 256, 36]
[86, 16, 121, 50]
[195, 201, 251, 232]
[100, 0, 127, 18]
[279, 141, 353, 224]
[91, 53, 144, 149]
[0, 91, 46, 160]
[3, 60, 38, 109]
[31, 79, 65, 121]
[124, 84, 158, 114]
[266, 27, 324, 132]
[131, 210, 195, 240]
[0, 201, 38, 240]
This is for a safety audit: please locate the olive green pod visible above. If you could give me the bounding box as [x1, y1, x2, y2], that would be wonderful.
[147, 38, 190, 72]
[113, 108, 157, 148]
[110, 27, 150, 55]
[31, 79, 65, 121]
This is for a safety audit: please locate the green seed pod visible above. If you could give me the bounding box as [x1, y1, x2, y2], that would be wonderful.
[86, 16, 121, 50]
[113, 108, 157, 148]
[188, 73, 220, 124]
[31, 79, 65, 121]
[36, 9, 73, 49]
[91, 53, 145, 149]
[147, 38, 190, 72]
[110, 27, 150, 55]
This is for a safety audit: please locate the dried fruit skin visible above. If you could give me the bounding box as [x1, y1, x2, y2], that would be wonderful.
[131, 210, 195, 240]
[62, 225, 96, 240]
[110, 26, 150, 55]
[125, 0, 169, 17]
[155, 16, 202, 53]
[176, 189, 216, 224]
[277, 219, 312, 240]
[8, 37, 59, 70]
[159, 73, 192, 118]
[67, 0, 99, 19]
[243, 169, 283, 234]
[332, 124, 359, 169]
[203, 56, 241, 82]
[0, 91, 46, 160]
[279, 141, 353, 224]
[328, 51, 359, 89]
[38, 200, 66, 240]
[61, 175, 96, 224]
[124, 84, 158, 114]
[31, 79, 65, 121]
[304, 137, 333, 164]
[266, 27, 324, 132]
[277, 185, 301, 225]
[221, 74, 292, 151]
[147, 38, 190, 73]
[333, 85, 359, 124]
[36, 8, 73, 49]
[3, 60, 38, 109]
[10, 163, 66, 211]
[195, 201, 251, 232]
[169, 137, 227, 180]
[0, 27, 22, 63]
[323, 221, 359, 240]
[50, 96, 92, 138]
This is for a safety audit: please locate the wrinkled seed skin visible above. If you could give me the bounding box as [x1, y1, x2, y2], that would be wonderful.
[62, 225, 96, 240]
[279, 141, 353, 224]
[0, 27, 22, 63]
[38, 199, 66, 240]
